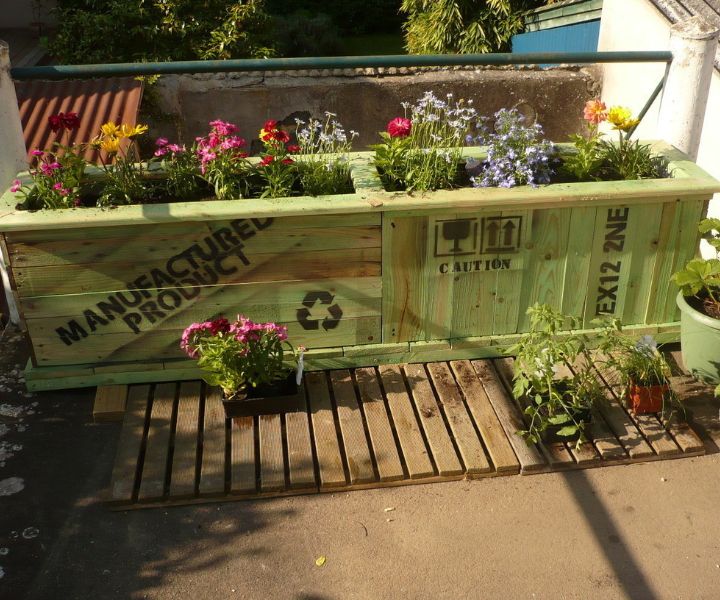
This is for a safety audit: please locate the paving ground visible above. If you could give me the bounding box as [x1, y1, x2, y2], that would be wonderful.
[2, 326, 720, 600]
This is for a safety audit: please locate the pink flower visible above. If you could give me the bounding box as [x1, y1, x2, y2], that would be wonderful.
[167, 144, 184, 153]
[154, 148, 168, 157]
[10, 179, 21, 193]
[31, 150, 44, 157]
[387, 117, 412, 138]
[52, 182, 63, 190]
[209, 119, 238, 137]
[155, 137, 169, 147]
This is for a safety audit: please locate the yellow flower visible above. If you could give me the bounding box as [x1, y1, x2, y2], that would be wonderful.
[100, 136, 120, 154]
[119, 123, 148, 138]
[607, 106, 640, 131]
[101, 122, 120, 137]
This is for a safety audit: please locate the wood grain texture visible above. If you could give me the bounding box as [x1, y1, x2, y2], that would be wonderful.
[230, 416, 256, 494]
[93, 384, 127, 422]
[169, 381, 201, 498]
[285, 391, 317, 490]
[137, 382, 176, 501]
[259, 414, 286, 492]
[305, 372, 346, 488]
[199, 387, 227, 496]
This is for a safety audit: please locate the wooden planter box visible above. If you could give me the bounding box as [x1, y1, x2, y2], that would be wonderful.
[1, 142, 718, 391]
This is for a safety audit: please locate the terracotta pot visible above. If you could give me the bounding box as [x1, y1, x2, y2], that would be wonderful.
[627, 381, 668, 414]
[222, 373, 304, 418]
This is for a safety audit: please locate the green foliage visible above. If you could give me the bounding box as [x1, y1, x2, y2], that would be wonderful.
[672, 218, 720, 314]
[266, 0, 402, 35]
[562, 133, 603, 182]
[596, 139, 670, 181]
[400, 0, 542, 54]
[507, 304, 603, 446]
[273, 12, 342, 57]
[49, 0, 275, 64]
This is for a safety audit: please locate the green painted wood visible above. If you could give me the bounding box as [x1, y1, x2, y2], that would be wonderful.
[645, 202, 682, 324]
[561, 205, 597, 320]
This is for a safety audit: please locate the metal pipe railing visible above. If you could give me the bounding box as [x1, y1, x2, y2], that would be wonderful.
[9, 51, 674, 80]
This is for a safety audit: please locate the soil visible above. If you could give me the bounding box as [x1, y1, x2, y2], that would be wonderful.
[688, 294, 720, 320]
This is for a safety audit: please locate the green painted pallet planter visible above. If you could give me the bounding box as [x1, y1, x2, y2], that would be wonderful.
[1, 142, 718, 391]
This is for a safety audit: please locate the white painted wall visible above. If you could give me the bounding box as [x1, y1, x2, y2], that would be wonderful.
[0, 0, 56, 29]
[598, 0, 720, 256]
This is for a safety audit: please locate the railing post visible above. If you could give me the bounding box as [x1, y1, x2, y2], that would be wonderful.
[0, 40, 26, 326]
[657, 16, 720, 161]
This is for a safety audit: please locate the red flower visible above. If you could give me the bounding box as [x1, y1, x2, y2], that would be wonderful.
[48, 114, 63, 133]
[273, 130, 290, 143]
[62, 112, 80, 130]
[286, 144, 300, 153]
[387, 117, 412, 138]
[263, 120, 278, 131]
[281, 158, 294, 165]
[259, 155, 274, 166]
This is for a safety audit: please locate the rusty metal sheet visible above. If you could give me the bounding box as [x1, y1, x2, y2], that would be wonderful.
[14, 77, 144, 163]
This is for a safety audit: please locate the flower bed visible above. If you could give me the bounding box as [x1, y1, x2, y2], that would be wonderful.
[1, 142, 717, 391]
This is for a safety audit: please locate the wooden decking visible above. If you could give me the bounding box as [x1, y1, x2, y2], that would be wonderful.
[104, 355, 711, 509]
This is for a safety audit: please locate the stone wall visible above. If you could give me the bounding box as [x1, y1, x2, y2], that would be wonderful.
[146, 66, 601, 149]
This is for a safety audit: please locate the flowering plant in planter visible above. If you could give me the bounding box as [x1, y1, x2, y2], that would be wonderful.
[596, 325, 677, 415]
[372, 91, 479, 191]
[194, 119, 251, 200]
[180, 315, 299, 399]
[508, 304, 604, 446]
[562, 99, 670, 181]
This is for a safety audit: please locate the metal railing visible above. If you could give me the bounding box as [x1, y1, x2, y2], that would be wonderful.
[9, 51, 673, 80]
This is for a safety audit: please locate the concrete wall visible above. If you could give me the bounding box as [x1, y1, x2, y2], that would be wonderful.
[146, 66, 600, 151]
[0, 0, 56, 29]
[598, 0, 720, 241]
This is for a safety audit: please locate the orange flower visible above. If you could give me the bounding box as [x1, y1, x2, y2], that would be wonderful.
[583, 99, 607, 125]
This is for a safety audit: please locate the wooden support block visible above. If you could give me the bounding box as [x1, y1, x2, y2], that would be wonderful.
[230, 416, 256, 494]
[426, 362, 492, 474]
[329, 370, 376, 485]
[306, 372, 346, 488]
[169, 381, 201, 499]
[471, 359, 547, 473]
[377, 364, 435, 479]
[109, 385, 150, 503]
[93, 385, 128, 422]
[354, 367, 404, 483]
[199, 387, 227, 496]
[450, 360, 520, 474]
[137, 382, 176, 501]
[403, 363, 463, 477]
[285, 391, 317, 490]
[259, 414, 286, 493]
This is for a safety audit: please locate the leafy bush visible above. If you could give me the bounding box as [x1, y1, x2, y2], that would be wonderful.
[266, 0, 402, 35]
[400, 0, 543, 54]
[273, 12, 343, 58]
[48, 0, 276, 64]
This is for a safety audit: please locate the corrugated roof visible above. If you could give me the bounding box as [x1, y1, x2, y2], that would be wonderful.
[649, 0, 720, 70]
[14, 77, 144, 164]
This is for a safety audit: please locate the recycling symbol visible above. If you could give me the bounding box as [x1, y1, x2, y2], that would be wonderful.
[296, 291, 343, 331]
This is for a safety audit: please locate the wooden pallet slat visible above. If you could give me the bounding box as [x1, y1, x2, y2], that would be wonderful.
[403, 363, 463, 477]
[426, 362, 493, 474]
[285, 390, 317, 490]
[109, 384, 150, 502]
[450, 360, 520, 474]
[470, 359, 547, 473]
[230, 416, 256, 494]
[306, 372, 346, 488]
[199, 387, 227, 496]
[354, 367, 405, 483]
[137, 382, 176, 501]
[377, 364, 435, 479]
[93, 384, 128, 422]
[259, 414, 286, 493]
[169, 381, 202, 498]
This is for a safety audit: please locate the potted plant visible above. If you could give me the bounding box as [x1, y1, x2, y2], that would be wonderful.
[596, 324, 677, 415]
[507, 304, 603, 446]
[671, 218, 720, 385]
[180, 315, 305, 417]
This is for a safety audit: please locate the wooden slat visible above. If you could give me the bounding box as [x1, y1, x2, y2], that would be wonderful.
[93, 384, 128, 422]
[259, 414, 286, 492]
[470, 359, 547, 473]
[230, 416, 256, 494]
[109, 384, 150, 502]
[661, 416, 705, 454]
[450, 360, 520, 474]
[586, 414, 628, 461]
[137, 382, 176, 501]
[285, 390, 317, 490]
[329, 370, 376, 485]
[403, 363, 463, 476]
[377, 364, 435, 479]
[354, 367, 404, 482]
[426, 362, 492, 474]
[169, 381, 201, 498]
[305, 372, 346, 488]
[493, 358, 575, 468]
[199, 387, 227, 496]
[669, 374, 720, 448]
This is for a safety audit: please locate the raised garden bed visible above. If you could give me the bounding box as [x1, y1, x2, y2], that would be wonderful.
[1, 142, 718, 391]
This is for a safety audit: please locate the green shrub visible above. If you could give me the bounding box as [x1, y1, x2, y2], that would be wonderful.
[400, 0, 543, 54]
[48, 0, 276, 64]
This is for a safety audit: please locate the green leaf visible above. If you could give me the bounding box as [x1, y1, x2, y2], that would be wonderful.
[556, 425, 579, 437]
[548, 414, 571, 425]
